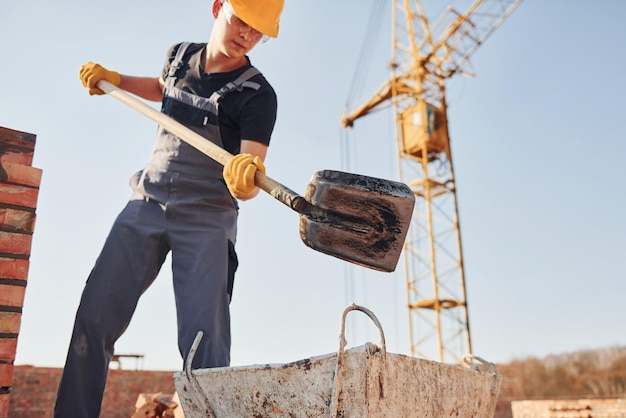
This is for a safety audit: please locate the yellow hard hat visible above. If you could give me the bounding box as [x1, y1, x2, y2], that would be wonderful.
[229, 0, 284, 38]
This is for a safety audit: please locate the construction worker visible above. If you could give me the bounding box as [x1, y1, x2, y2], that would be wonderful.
[53, 0, 284, 416]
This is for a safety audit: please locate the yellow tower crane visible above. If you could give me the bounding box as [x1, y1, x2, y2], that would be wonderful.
[341, 0, 523, 364]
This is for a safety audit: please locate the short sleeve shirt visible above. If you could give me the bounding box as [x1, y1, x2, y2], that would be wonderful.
[161, 42, 277, 154]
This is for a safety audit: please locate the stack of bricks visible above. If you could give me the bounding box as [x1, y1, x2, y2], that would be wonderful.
[511, 399, 626, 417]
[8, 366, 177, 417]
[0, 126, 42, 418]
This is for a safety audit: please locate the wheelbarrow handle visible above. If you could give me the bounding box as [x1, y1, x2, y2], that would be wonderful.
[96, 80, 306, 211]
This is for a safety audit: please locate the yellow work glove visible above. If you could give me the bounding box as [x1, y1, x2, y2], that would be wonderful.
[223, 153, 266, 200]
[78, 62, 121, 96]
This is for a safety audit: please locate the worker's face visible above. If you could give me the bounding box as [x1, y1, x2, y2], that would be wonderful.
[212, 1, 263, 57]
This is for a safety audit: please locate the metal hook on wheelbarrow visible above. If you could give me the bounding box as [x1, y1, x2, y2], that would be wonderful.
[181, 331, 216, 418]
[462, 354, 502, 396]
[329, 303, 387, 418]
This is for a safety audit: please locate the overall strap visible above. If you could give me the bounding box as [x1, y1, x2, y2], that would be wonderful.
[209, 67, 261, 103]
[165, 42, 192, 92]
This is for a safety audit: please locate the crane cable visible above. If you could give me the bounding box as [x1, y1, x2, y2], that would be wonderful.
[340, 0, 388, 173]
[340, 0, 389, 339]
[345, 0, 388, 110]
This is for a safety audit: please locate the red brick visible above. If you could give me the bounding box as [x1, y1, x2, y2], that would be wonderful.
[0, 127, 35, 167]
[0, 259, 29, 280]
[0, 163, 41, 188]
[0, 364, 14, 387]
[0, 285, 26, 307]
[0, 394, 10, 418]
[0, 232, 32, 257]
[0, 128, 35, 152]
[0, 338, 17, 363]
[0, 312, 21, 334]
[0, 154, 32, 166]
[0, 209, 35, 234]
[0, 185, 39, 209]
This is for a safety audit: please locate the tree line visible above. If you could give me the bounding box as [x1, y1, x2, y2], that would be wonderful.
[496, 346, 626, 400]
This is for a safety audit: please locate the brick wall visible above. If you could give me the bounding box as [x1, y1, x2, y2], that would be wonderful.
[0, 127, 42, 418]
[0, 128, 179, 417]
[8, 365, 177, 418]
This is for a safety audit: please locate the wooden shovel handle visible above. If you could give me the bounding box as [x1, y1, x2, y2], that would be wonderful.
[97, 80, 307, 211]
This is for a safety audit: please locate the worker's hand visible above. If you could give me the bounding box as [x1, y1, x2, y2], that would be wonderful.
[79, 62, 121, 96]
[223, 153, 266, 200]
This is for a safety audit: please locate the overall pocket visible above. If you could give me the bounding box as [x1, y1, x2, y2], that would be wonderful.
[227, 240, 239, 302]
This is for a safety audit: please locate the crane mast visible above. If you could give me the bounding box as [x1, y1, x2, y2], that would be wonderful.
[341, 0, 523, 364]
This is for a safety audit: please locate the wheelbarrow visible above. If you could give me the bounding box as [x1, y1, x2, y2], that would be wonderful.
[173, 304, 502, 417]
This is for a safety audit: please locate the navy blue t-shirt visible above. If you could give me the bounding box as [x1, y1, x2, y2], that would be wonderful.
[161, 42, 277, 154]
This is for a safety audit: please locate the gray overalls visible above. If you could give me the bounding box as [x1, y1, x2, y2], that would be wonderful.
[54, 42, 262, 417]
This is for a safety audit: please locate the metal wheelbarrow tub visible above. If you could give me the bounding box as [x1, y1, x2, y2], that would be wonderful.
[174, 305, 502, 417]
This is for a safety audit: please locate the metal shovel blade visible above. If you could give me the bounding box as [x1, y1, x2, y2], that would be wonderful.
[299, 170, 415, 272]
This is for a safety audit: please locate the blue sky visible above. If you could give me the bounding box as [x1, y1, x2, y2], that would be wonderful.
[1, 0, 625, 371]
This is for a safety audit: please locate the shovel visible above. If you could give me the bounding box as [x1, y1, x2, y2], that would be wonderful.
[96, 80, 415, 272]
